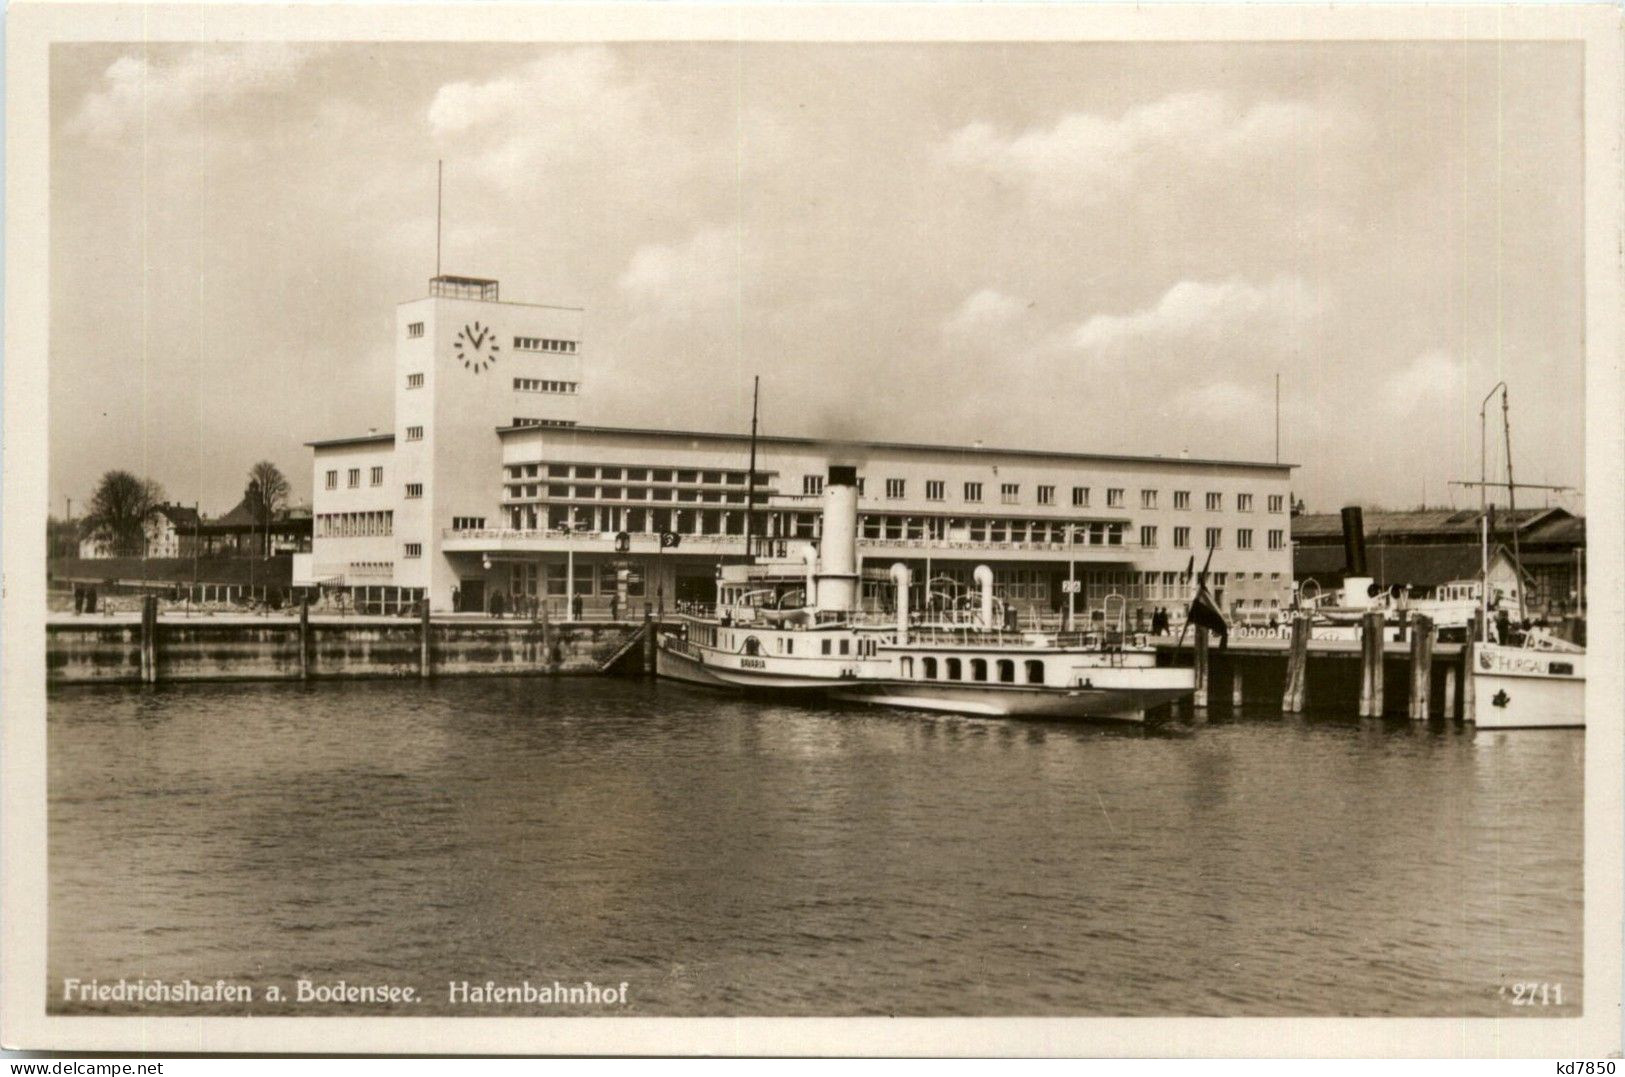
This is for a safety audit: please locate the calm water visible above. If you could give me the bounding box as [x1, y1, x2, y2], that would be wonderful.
[48, 678, 1583, 1017]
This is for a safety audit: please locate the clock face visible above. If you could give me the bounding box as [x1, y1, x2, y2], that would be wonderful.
[453, 321, 501, 373]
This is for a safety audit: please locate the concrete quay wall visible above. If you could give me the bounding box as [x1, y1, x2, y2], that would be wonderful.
[46, 615, 646, 685]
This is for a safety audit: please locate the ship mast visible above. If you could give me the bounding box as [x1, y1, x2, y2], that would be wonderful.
[1501, 386, 1526, 622]
[743, 375, 760, 565]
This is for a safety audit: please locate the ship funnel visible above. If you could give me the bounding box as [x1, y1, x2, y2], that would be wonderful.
[815, 465, 861, 614]
[800, 543, 819, 608]
[889, 562, 910, 644]
[974, 564, 995, 629]
[1340, 506, 1368, 576]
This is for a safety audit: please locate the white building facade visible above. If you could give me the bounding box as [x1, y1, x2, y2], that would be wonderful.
[309, 276, 1296, 619]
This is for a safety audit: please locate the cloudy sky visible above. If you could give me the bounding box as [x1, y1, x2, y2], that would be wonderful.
[49, 41, 1585, 516]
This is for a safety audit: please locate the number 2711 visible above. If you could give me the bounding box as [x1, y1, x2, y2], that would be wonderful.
[1505, 982, 1565, 1006]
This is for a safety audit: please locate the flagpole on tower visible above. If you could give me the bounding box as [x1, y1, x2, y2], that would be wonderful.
[436, 160, 443, 277]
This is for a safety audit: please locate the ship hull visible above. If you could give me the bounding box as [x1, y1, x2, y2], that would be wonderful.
[1471, 643, 1585, 730]
[830, 679, 1189, 722]
[657, 631, 1191, 723]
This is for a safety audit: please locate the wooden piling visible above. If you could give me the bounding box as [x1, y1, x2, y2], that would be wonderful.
[1193, 626, 1210, 708]
[419, 599, 432, 680]
[1231, 665, 1244, 709]
[1408, 614, 1434, 720]
[643, 605, 657, 675]
[140, 595, 159, 684]
[1443, 665, 1458, 721]
[542, 601, 553, 670]
[1282, 613, 1309, 713]
[298, 598, 310, 681]
[1358, 610, 1385, 717]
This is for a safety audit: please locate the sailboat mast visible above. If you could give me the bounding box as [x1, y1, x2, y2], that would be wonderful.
[1502, 386, 1526, 621]
[744, 375, 760, 565]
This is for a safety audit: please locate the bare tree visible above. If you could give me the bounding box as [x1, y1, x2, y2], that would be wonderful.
[245, 461, 291, 556]
[80, 470, 164, 558]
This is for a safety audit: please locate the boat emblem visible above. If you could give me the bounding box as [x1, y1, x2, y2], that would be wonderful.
[1491, 689, 1511, 709]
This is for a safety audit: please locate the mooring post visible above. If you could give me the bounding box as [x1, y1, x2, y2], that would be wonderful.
[1408, 613, 1434, 720]
[1359, 609, 1385, 717]
[298, 597, 311, 682]
[1231, 664, 1244, 709]
[541, 601, 552, 670]
[1193, 626, 1210, 709]
[643, 604, 657, 675]
[419, 599, 432, 680]
[1443, 664, 1459, 720]
[1282, 613, 1309, 712]
[140, 595, 159, 684]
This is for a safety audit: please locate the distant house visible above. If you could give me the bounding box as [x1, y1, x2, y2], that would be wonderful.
[76, 503, 202, 560]
[1291, 506, 1585, 615]
[198, 497, 313, 556]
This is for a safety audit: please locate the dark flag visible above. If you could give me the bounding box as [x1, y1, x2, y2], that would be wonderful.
[1187, 581, 1229, 649]
[659, 530, 681, 549]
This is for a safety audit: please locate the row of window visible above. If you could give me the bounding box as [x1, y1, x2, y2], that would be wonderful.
[801, 476, 1284, 512]
[511, 561, 645, 599]
[510, 418, 578, 428]
[513, 378, 578, 394]
[1156, 526, 1286, 550]
[325, 467, 386, 490]
[505, 463, 768, 486]
[316, 511, 394, 539]
[513, 337, 578, 353]
[506, 484, 752, 504]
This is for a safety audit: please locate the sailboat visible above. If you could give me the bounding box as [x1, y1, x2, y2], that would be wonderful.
[1469, 384, 1585, 730]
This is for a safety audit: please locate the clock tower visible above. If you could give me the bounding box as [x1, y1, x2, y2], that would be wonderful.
[392, 274, 587, 607]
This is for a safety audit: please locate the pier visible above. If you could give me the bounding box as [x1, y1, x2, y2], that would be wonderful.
[1156, 614, 1468, 721]
[46, 598, 660, 686]
[55, 598, 1477, 722]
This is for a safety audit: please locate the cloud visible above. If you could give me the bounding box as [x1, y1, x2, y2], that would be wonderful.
[943, 91, 1337, 205]
[1068, 276, 1319, 362]
[1179, 380, 1269, 417]
[1382, 348, 1480, 413]
[69, 44, 324, 137]
[941, 288, 1028, 343]
[616, 226, 739, 322]
[427, 48, 675, 190]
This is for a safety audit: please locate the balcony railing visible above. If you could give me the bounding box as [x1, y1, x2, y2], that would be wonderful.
[440, 527, 1151, 559]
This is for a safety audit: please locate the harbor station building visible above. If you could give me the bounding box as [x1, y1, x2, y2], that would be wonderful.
[303, 276, 1296, 620]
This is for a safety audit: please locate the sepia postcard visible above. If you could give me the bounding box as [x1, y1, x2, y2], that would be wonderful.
[3, 1, 1622, 1058]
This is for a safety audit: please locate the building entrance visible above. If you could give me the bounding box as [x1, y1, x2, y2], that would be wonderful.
[674, 572, 714, 606]
[457, 579, 486, 613]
